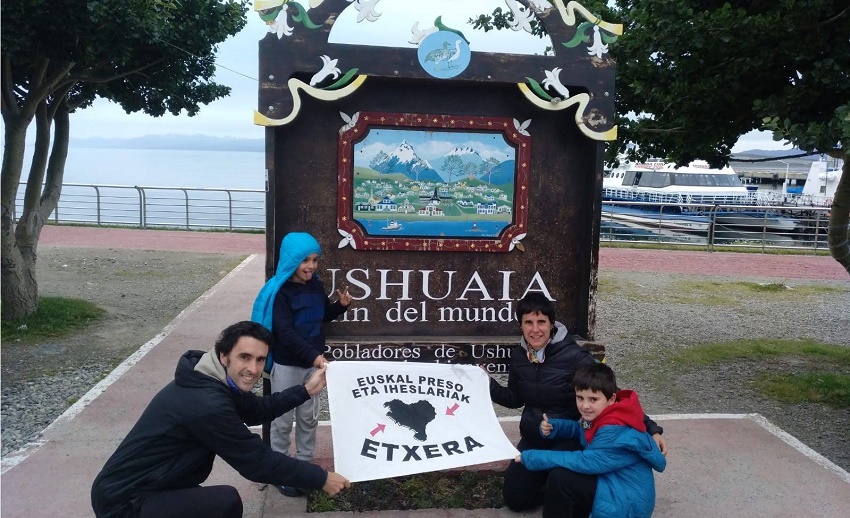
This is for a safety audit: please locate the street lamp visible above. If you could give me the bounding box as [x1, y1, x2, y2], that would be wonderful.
[776, 159, 790, 193]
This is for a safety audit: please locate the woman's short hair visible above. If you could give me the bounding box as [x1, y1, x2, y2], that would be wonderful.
[515, 292, 556, 324]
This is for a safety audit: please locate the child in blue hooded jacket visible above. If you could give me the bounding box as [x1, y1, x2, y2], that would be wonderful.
[252, 232, 351, 497]
[517, 363, 666, 518]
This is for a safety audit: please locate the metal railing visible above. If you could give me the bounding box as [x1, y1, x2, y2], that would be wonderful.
[16, 184, 833, 252]
[601, 201, 831, 253]
[16, 183, 265, 231]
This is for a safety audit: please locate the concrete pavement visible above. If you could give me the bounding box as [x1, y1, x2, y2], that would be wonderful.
[2, 227, 848, 517]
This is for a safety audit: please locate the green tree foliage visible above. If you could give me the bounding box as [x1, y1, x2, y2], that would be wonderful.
[1, 0, 249, 318]
[473, 0, 849, 274]
[612, 0, 849, 273]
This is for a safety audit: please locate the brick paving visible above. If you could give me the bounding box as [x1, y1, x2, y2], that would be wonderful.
[40, 225, 848, 280]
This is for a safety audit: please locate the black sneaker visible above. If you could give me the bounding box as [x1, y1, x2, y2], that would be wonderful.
[277, 485, 306, 497]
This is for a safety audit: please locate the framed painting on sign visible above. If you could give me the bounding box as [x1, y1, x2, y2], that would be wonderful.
[336, 111, 531, 252]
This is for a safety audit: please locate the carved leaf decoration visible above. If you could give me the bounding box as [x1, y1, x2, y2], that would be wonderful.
[339, 111, 360, 133]
[434, 15, 470, 44]
[291, 2, 321, 28]
[525, 77, 553, 101]
[564, 21, 593, 48]
[325, 68, 360, 91]
[337, 228, 356, 249]
[509, 232, 527, 252]
[601, 32, 619, 44]
[513, 119, 532, 136]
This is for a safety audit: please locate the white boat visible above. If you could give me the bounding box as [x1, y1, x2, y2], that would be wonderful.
[603, 159, 750, 205]
[792, 158, 842, 207]
[381, 219, 403, 231]
[603, 159, 802, 233]
[601, 203, 711, 233]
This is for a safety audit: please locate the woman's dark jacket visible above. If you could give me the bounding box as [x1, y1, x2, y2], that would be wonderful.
[489, 322, 663, 442]
[91, 349, 327, 517]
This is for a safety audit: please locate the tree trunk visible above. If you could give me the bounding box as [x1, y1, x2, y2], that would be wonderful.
[40, 105, 70, 218]
[0, 239, 39, 319]
[827, 150, 850, 275]
[0, 117, 38, 319]
[0, 98, 69, 319]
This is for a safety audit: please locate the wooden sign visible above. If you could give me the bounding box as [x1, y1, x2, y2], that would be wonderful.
[257, 0, 621, 354]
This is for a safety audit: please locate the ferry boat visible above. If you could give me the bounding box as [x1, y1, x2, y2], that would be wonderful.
[602, 159, 801, 233]
[603, 159, 750, 205]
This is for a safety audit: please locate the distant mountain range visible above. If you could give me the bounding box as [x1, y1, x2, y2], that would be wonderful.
[70, 135, 820, 163]
[730, 149, 816, 160]
[71, 134, 264, 152]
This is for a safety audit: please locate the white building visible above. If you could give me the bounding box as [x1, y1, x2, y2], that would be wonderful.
[477, 202, 497, 215]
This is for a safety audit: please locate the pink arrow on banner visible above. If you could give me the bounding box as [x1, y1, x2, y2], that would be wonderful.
[370, 423, 386, 436]
[446, 403, 460, 416]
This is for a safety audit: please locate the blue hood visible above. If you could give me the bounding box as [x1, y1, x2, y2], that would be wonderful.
[251, 232, 321, 332]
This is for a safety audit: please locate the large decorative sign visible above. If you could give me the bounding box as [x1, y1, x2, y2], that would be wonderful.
[327, 361, 519, 482]
[337, 112, 531, 252]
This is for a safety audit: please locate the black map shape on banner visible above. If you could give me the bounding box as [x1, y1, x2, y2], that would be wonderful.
[384, 399, 437, 441]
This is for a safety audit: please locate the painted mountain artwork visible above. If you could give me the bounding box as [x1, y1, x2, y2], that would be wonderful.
[351, 128, 518, 239]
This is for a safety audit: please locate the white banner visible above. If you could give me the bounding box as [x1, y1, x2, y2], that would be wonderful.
[326, 361, 519, 482]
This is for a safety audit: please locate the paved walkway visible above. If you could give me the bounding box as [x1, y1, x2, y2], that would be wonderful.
[2, 227, 849, 517]
[37, 225, 849, 280]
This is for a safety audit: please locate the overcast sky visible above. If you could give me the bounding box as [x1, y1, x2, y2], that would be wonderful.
[8, 0, 791, 152]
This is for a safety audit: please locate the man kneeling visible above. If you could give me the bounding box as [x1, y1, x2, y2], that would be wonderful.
[91, 321, 349, 518]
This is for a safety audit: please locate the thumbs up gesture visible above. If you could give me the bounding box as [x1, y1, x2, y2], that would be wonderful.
[540, 413, 553, 437]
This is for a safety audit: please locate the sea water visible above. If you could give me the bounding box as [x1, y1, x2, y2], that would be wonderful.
[14, 146, 267, 228]
[55, 147, 266, 189]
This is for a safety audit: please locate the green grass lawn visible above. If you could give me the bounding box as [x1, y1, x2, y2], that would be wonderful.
[1, 297, 105, 344]
[667, 339, 850, 408]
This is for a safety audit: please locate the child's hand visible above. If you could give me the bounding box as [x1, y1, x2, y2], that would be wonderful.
[304, 363, 327, 395]
[540, 413, 553, 437]
[313, 354, 328, 369]
[514, 454, 523, 464]
[652, 433, 667, 456]
[336, 286, 353, 307]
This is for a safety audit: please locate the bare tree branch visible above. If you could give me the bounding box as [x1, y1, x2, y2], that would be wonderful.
[22, 59, 76, 121]
[1, 56, 19, 118]
[74, 56, 166, 84]
[46, 83, 75, 121]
